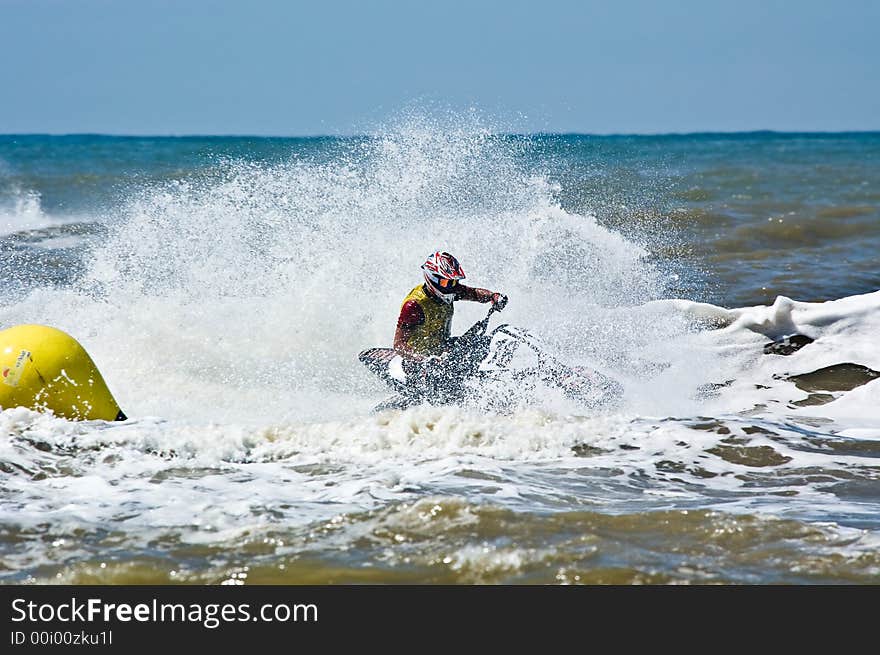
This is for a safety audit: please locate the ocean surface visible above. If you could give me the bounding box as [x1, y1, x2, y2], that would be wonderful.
[1, 121, 879, 584]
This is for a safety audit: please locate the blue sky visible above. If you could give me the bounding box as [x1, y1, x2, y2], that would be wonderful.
[2, 0, 877, 135]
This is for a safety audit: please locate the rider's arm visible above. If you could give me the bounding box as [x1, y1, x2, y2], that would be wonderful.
[455, 284, 507, 308]
[393, 300, 428, 362]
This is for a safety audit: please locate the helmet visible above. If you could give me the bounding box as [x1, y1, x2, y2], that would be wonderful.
[421, 251, 466, 304]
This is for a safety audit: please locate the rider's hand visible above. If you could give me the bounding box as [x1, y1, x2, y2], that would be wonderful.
[492, 293, 508, 311]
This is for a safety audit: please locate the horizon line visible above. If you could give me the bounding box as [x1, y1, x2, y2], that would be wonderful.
[2, 129, 880, 140]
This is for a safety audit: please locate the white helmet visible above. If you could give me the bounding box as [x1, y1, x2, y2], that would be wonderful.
[421, 251, 466, 304]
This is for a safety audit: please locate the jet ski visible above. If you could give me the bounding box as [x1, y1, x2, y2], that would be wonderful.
[358, 307, 623, 413]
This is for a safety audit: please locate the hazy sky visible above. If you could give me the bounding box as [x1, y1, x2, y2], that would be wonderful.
[2, 0, 878, 135]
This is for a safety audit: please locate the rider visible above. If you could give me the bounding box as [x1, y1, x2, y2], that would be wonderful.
[394, 251, 508, 364]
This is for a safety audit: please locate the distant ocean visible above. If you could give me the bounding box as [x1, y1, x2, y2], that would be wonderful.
[2, 124, 879, 584]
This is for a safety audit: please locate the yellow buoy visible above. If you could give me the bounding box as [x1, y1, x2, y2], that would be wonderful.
[0, 324, 126, 421]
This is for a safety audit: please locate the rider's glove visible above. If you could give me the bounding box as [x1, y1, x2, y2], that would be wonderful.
[492, 293, 508, 311]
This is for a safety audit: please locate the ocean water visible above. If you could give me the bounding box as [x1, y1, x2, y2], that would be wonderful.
[1, 122, 879, 584]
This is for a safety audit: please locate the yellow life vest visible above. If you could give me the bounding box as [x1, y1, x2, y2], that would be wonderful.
[400, 284, 454, 356]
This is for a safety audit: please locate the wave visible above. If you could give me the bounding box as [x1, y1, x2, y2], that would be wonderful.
[0, 188, 55, 236]
[3, 285, 879, 582]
